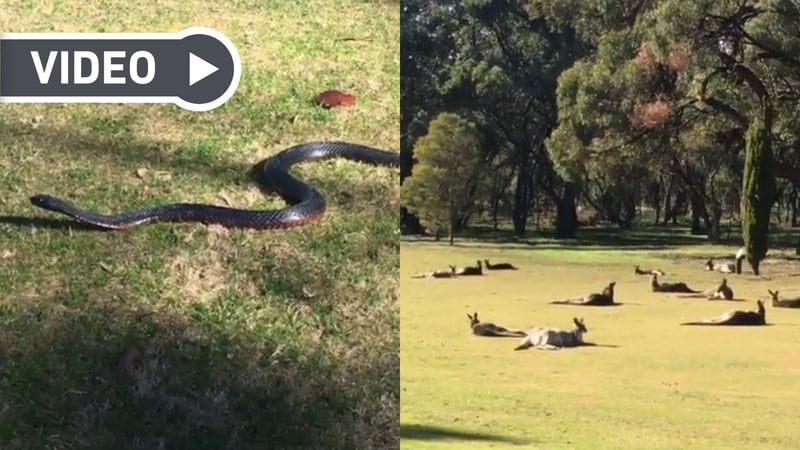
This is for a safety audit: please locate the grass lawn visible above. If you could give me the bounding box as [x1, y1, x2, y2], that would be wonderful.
[400, 231, 800, 449]
[0, 2, 399, 449]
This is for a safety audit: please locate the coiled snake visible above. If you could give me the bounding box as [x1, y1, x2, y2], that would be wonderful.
[29, 141, 399, 230]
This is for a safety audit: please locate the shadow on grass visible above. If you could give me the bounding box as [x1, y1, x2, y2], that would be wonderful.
[406, 225, 800, 252]
[581, 342, 620, 348]
[0, 298, 399, 450]
[400, 424, 530, 445]
[0, 215, 108, 231]
[548, 302, 641, 307]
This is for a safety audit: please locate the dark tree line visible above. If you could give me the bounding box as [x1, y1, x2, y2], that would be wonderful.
[401, 0, 800, 271]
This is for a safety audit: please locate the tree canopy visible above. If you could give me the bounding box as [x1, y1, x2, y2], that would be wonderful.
[402, 0, 800, 264]
[400, 112, 487, 244]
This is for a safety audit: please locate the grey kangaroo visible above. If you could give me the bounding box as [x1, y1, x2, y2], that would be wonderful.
[768, 289, 800, 308]
[484, 259, 518, 270]
[650, 273, 700, 293]
[410, 265, 457, 279]
[680, 300, 766, 326]
[551, 282, 616, 306]
[634, 265, 665, 276]
[457, 260, 483, 276]
[468, 312, 527, 337]
[677, 278, 734, 300]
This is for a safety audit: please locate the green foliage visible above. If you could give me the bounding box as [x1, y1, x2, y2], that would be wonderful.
[741, 115, 776, 272]
[400, 112, 486, 240]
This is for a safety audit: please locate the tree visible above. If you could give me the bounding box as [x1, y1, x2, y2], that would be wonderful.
[400, 113, 486, 245]
[741, 116, 776, 275]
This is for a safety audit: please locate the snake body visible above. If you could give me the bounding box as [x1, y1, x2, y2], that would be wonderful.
[29, 141, 399, 230]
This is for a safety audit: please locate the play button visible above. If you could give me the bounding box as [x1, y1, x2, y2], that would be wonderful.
[177, 28, 241, 111]
[189, 52, 219, 86]
[0, 27, 241, 112]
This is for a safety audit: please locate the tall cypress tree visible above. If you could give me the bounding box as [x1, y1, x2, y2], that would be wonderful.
[740, 115, 776, 275]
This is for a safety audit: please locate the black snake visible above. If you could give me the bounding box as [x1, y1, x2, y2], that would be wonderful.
[29, 141, 399, 230]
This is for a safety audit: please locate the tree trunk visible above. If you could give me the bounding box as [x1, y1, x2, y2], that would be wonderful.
[448, 221, 455, 246]
[661, 177, 672, 225]
[512, 163, 532, 235]
[688, 190, 708, 235]
[555, 182, 578, 238]
[492, 197, 500, 231]
[707, 205, 722, 244]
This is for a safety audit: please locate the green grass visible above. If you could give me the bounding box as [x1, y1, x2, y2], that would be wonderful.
[400, 232, 800, 449]
[0, 2, 399, 449]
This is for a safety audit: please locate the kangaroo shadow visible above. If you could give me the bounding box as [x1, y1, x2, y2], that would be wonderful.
[400, 423, 530, 445]
[549, 302, 642, 307]
[581, 342, 620, 348]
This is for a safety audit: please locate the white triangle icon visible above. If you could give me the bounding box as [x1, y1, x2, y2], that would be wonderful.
[189, 52, 219, 86]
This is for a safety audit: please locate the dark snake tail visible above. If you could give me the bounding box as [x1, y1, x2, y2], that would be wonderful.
[29, 141, 399, 230]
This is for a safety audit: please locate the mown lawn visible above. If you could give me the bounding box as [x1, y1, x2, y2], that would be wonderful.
[0, 2, 399, 449]
[401, 232, 800, 449]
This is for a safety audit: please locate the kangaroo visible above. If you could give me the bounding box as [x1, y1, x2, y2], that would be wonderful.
[679, 278, 735, 300]
[705, 258, 735, 274]
[484, 259, 518, 270]
[634, 265, 665, 276]
[468, 312, 527, 337]
[708, 278, 734, 300]
[514, 318, 587, 351]
[551, 282, 616, 306]
[650, 273, 700, 293]
[768, 289, 800, 308]
[456, 260, 483, 276]
[680, 299, 766, 326]
[410, 265, 457, 279]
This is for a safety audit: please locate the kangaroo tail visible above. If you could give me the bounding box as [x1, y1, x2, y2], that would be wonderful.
[680, 321, 718, 326]
[550, 297, 583, 305]
[677, 294, 707, 298]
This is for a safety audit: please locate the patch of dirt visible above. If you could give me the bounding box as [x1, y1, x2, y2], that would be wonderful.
[166, 250, 228, 304]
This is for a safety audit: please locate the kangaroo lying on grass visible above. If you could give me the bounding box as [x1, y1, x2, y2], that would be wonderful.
[514, 318, 587, 350]
[551, 282, 616, 306]
[650, 273, 700, 293]
[677, 278, 734, 300]
[484, 259, 518, 270]
[456, 260, 483, 276]
[634, 265, 666, 276]
[410, 265, 457, 279]
[468, 312, 527, 337]
[768, 289, 800, 308]
[705, 258, 735, 274]
[680, 299, 766, 326]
